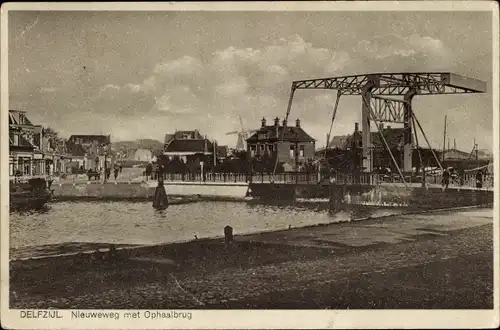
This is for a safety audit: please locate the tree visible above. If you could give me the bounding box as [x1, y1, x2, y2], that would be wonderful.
[43, 127, 66, 152]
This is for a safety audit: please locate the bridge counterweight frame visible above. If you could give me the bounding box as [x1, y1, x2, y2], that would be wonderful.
[271, 72, 486, 178]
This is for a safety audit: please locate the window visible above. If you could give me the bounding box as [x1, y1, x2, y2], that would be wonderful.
[289, 145, 295, 158]
[21, 158, 31, 175]
[299, 145, 305, 157]
[33, 134, 41, 150]
[251, 145, 256, 157]
[269, 144, 274, 152]
[260, 144, 264, 152]
[14, 134, 19, 146]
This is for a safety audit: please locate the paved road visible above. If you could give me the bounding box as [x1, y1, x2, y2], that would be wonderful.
[53, 167, 145, 185]
[239, 208, 493, 248]
[10, 207, 494, 309]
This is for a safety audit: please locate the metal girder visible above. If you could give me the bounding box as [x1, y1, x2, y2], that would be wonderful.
[292, 72, 486, 96]
[370, 96, 407, 123]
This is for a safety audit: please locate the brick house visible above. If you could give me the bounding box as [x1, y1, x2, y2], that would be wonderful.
[327, 123, 445, 172]
[67, 134, 111, 171]
[163, 130, 227, 167]
[246, 117, 316, 171]
[8, 110, 46, 177]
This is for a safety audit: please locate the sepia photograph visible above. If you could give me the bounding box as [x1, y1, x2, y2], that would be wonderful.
[1, 1, 499, 329]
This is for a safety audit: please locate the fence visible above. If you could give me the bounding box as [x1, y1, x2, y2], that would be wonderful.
[149, 171, 381, 185]
[424, 173, 493, 190]
[148, 170, 494, 190]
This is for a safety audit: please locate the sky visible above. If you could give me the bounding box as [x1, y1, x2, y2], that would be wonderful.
[8, 10, 494, 151]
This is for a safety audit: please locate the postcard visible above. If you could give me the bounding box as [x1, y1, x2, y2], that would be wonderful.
[1, 1, 499, 329]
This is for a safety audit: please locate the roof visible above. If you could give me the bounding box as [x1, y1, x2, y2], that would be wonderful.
[66, 143, 87, 157]
[329, 135, 350, 149]
[9, 110, 34, 126]
[164, 134, 175, 145]
[217, 145, 228, 157]
[164, 139, 214, 153]
[443, 148, 470, 160]
[329, 128, 405, 149]
[173, 130, 204, 140]
[246, 125, 315, 143]
[69, 135, 111, 145]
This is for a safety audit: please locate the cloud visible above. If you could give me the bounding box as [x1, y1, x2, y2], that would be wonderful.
[355, 33, 450, 64]
[98, 84, 121, 97]
[39, 32, 459, 145]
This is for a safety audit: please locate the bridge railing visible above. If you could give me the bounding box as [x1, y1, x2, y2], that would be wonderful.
[424, 173, 494, 190]
[149, 171, 383, 185]
[147, 171, 493, 189]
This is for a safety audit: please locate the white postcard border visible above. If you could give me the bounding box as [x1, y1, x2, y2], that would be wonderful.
[1, 1, 499, 329]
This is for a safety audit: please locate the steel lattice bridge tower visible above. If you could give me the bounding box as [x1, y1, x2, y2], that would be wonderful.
[281, 72, 487, 175]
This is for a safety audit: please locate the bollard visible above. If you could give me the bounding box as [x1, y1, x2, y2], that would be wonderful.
[109, 244, 117, 259]
[224, 225, 233, 246]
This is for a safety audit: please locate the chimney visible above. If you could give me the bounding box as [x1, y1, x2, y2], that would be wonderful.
[354, 123, 359, 132]
[261, 117, 266, 128]
[274, 117, 279, 127]
[387, 125, 391, 130]
[378, 123, 384, 131]
[296, 118, 301, 128]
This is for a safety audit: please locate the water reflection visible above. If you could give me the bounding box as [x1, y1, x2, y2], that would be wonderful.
[10, 200, 404, 258]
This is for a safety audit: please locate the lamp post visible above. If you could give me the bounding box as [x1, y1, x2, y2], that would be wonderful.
[295, 132, 299, 184]
[103, 152, 108, 183]
[200, 161, 204, 182]
[101, 142, 111, 183]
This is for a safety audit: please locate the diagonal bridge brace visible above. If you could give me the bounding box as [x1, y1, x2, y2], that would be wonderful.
[370, 96, 407, 123]
[272, 72, 486, 181]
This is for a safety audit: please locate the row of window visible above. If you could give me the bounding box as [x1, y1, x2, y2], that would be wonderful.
[9, 131, 42, 148]
[249, 144, 305, 158]
[250, 144, 275, 152]
[9, 158, 47, 176]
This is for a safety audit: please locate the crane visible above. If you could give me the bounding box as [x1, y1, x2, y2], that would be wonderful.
[226, 115, 257, 150]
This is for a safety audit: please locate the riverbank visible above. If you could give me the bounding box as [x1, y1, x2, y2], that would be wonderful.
[10, 207, 493, 309]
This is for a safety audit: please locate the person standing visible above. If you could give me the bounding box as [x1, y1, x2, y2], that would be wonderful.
[113, 164, 119, 180]
[442, 168, 450, 190]
[476, 170, 484, 189]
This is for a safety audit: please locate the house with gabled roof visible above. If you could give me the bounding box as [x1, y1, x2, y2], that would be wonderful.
[162, 130, 229, 168]
[246, 117, 316, 170]
[66, 134, 112, 171]
[9, 110, 46, 177]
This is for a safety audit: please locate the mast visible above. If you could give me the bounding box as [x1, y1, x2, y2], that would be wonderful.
[475, 139, 479, 160]
[442, 115, 447, 164]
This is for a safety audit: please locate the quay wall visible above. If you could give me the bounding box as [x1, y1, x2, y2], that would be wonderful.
[248, 183, 374, 200]
[51, 181, 493, 209]
[52, 182, 153, 201]
[249, 183, 493, 209]
[51, 181, 249, 201]
[155, 181, 249, 198]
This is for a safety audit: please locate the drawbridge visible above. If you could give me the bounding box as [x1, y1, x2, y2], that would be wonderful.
[273, 72, 487, 188]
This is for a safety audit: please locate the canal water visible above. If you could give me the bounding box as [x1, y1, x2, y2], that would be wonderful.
[10, 201, 405, 259]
